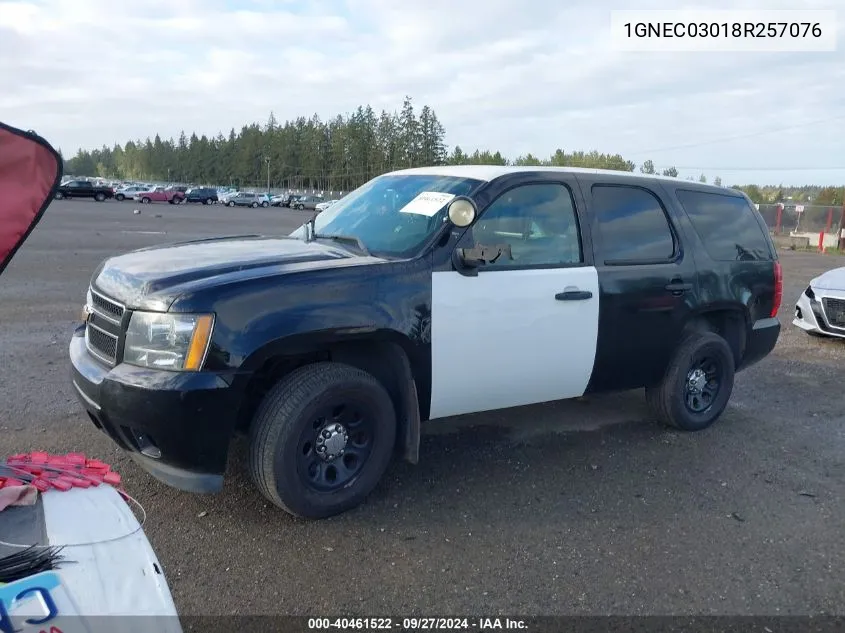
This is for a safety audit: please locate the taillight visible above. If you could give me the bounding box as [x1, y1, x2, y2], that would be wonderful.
[771, 260, 783, 317]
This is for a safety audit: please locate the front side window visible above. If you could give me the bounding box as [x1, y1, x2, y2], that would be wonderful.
[463, 183, 582, 268]
[592, 184, 675, 264]
[291, 174, 484, 257]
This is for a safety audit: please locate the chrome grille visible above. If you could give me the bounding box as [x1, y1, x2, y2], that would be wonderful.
[91, 290, 124, 322]
[85, 288, 125, 365]
[822, 297, 845, 328]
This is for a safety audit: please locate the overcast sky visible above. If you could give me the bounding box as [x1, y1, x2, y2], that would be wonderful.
[1, 0, 843, 186]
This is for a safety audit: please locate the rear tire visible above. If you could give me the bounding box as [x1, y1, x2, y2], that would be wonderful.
[141, 197, 151, 204]
[262, 201, 269, 208]
[115, 194, 125, 201]
[248, 362, 397, 519]
[645, 331, 735, 432]
[227, 201, 235, 207]
[55, 191, 64, 200]
[94, 192, 106, 202]
[205, 198, 213, 205]
[251, 202, 258, 208]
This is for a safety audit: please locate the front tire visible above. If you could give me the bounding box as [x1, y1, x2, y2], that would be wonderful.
[645, 331, 735, 432]
[94, 192, 106, 202]
[262, 201, 269, 208]
[205, 198, 213, 205]
[227, 201, 235, 207]
[248, 362, 397, 519]
[115, 194, 125, 201]
[141, 197, 151, 204]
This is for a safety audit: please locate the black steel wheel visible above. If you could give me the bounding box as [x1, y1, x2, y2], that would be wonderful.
[646, 331, 735, 431]
[249, 362, 396, 518]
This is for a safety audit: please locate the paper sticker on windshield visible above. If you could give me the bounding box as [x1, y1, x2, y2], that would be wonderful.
[399, 192, 456, 217]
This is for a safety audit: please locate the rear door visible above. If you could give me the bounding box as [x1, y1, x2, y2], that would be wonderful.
[579, 175, 699, 393]
[430, 176, 600, 419]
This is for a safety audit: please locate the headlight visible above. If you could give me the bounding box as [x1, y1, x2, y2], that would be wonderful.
[805, 285, 815, 300]
[123, 312, 214, 371]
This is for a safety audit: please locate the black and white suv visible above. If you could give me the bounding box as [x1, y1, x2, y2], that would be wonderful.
[69, 165, 782, 519]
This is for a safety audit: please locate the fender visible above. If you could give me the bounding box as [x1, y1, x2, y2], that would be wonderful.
[236, 328, 423, 464]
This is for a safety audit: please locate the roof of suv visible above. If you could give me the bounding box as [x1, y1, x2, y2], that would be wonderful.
[385, 165, 736, 194]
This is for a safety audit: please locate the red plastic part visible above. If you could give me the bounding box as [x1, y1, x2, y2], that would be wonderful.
[65, 453, 86, 465]
[30, 451, 48, 464]
[2, 478, 25, 488]
[50, 478, 73, 491]
[103, 472, 121, 486]
[31, 479, 50, 492]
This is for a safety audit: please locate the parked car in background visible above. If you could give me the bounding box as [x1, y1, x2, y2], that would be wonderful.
[218, 189, 239, 204]
[184, 187, 218, 205]
[291, 194, 324, 210]
[314, 199, 339, 213]
[225, 192, 270, 208]
[133, 186, 186, 204]
[793, 265, 845, 339]
[270, 193, 296, 207]
[55, 180, 114, 201]
[114, 185, 148, 201]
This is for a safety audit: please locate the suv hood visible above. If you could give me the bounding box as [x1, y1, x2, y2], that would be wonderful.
[91, 235, 378, 310]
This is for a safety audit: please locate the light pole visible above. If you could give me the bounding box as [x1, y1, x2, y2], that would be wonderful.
[265, 157, 270, 194]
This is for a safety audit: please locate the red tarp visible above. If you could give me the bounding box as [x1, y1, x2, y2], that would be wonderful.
[0, 122, 62, 276]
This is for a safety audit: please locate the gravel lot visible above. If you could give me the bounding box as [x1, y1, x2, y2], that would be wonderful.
[1, 199, 844, 616]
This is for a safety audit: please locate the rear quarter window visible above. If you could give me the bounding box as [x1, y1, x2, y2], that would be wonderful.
[675, 189, 773, 261]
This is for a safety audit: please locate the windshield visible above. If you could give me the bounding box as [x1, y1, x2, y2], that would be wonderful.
[291, 174, 483, 257]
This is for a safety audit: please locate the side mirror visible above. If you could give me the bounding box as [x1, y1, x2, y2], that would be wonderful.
[447, 196, 477, 227]
[452, 243, 513, 276]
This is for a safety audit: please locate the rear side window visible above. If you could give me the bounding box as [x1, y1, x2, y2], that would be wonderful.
[675, 189, 772, 261]
[592, 184, 675, 264]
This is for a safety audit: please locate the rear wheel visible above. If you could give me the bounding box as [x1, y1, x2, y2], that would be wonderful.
[251, 202, 258, 208]
[227, 201, 235, 207]
[115, 194, 125, 201]
[262, 201, 269, 208]
[248, 362, 397, 519]
[645, 331, 735, 432]
[55, 191, 64, 200]
[94, 192, 106, 202]
[205, 198, 213, 205]
[141, 197, 151, 204]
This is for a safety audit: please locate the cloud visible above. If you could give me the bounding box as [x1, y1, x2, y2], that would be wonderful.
[1, 0, 843, 185]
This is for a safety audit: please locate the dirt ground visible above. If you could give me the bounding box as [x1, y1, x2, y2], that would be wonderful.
[1, 200, 843, 616]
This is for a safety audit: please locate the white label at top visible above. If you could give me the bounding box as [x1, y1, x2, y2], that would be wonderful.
[610, 10, 837, 52]
[399, 192, 456, 217]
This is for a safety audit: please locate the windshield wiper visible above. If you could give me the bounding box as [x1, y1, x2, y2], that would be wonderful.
[313, 232, 370, 256]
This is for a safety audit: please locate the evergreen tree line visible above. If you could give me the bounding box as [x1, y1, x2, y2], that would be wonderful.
[64, 96, 686, 193]
[63, 96, 843, 203]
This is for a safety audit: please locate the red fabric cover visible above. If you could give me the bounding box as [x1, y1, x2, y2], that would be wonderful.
[0, 122, 62, 275]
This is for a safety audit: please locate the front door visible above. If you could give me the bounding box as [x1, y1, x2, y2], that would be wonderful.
[429, 180, 599, 420]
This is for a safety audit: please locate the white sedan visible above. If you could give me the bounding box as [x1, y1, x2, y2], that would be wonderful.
[315, 199, 338, 212]
[793, 265, 845, 339]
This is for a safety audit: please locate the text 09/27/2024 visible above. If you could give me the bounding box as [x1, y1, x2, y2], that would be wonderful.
[610, 9, 837, 52]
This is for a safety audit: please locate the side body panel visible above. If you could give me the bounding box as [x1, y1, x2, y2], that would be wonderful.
[429, 171, 600, 419]
[578, 174, 701, 393]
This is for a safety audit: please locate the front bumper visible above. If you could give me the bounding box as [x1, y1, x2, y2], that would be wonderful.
[69, 326, 241, 493]
[793, 289, 845, 339]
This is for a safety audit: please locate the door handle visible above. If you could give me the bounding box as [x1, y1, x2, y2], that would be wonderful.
[665, 280, 693, 293]
[555, 290, 593, 301]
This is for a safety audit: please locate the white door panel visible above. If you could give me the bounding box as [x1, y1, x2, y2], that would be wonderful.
[429, 266, 599, 420]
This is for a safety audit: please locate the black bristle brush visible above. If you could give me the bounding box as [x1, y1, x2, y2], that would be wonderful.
[0, 545, 66, 584]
